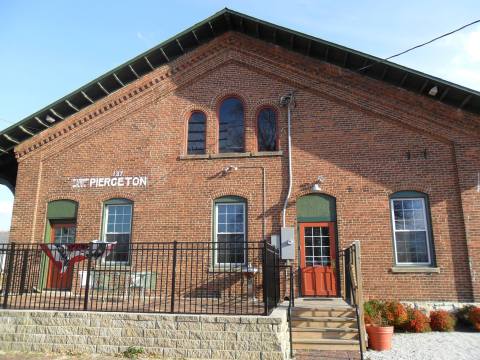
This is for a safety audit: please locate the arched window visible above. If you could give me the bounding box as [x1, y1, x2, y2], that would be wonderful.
[187, 111, 206, 155]
[102, 198, 133, 263]
[390, 191, 434, 266]
[257, 107, 277, 151]
[214, 196, 247, 265]
[219, 97, 244, 153]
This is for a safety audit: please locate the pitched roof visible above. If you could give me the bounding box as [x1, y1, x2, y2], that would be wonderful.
[1, 7, 480, 162]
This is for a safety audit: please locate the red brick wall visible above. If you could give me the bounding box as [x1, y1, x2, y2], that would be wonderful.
[10, 32, 480, 302]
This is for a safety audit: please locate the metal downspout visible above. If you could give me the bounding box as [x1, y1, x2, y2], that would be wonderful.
[280, 92, 295, 227]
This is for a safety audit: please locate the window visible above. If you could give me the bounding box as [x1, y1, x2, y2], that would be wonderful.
[304, 226, 330, 266]
[214, 197, 246, 265]
[257, 107, 277, 151]
[390, 193, 433, 265]
[187, 111, 206, 155]
[219, 97, 244, 153]
[103, 199, 133, 263]
[53, 225, 76, 244]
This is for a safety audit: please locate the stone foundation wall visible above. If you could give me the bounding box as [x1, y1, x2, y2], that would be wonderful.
[403, 301, 480, 313]
[0, 308, 290, 359]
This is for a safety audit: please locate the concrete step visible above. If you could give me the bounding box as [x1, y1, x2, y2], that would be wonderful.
[292, 307, 356, 318]
[292, 327, 359, 340]
[292, 338, 360, 351]
[292, 316, 357, 329]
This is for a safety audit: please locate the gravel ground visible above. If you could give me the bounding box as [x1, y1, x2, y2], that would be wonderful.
[367, 332, 480, 360]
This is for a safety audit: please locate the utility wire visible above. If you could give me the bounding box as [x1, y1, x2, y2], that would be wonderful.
[356, 19, 480, 73]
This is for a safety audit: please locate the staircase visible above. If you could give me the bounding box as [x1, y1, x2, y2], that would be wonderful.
[291, 298, 360, 351]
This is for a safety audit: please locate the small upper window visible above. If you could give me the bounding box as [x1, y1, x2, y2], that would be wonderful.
[187, 112, 206, 155]
[257, 107, 277, 151]
[219, 97, 244, 153]
[390, 192, 433, 266]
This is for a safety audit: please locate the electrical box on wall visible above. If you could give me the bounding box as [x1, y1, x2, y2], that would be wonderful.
[281, 227, 295, 260]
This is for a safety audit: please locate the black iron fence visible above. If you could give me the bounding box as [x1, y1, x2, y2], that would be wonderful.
[0, 241, 281, 315]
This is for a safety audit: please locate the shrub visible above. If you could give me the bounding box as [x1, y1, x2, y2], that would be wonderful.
[385, 301, 408, 329]
[404, 307, 431, 333]
[364, 300, 388, 326]
[430, 310, 456, 331]
[456, 305, 475, 326]
[123, 346, 144, 359]
[468, 307, 480, 331]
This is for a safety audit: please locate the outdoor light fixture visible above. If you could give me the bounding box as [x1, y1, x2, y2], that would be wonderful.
[311, 176, 325, 192]
[222, 165, 238, 175]
[428, 86, 439, 96]
[45, 115, 56, 123]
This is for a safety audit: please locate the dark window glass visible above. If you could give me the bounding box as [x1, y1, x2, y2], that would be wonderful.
[187, 112, 206, 155]
[219, 97, 244, 153]
[257, 108, 277, 151]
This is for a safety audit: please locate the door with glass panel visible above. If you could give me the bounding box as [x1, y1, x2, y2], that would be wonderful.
[299, 222, 337, 296]
[46, 223, 76, 290]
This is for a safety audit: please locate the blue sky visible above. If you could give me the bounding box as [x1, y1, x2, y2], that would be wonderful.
[0, 0, 479, 231]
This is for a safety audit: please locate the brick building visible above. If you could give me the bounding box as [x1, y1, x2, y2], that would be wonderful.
[1, 8, 479, 306]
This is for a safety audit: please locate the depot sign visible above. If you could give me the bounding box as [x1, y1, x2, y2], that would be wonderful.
[72, 171, 147, 189]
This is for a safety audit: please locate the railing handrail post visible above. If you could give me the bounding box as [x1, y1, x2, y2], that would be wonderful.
[83, 242, 93, 311]
[170, 241, 178, 313]
[3, 243, 16, 309]
[262, 240, 268, 315]
[353, 240, 367, 354]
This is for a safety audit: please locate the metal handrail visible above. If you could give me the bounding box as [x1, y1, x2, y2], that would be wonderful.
[279, 265, 294, 359]
[340, 241, 366, 360]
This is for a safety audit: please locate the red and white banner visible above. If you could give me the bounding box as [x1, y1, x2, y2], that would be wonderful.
[40, 241, 116, 273]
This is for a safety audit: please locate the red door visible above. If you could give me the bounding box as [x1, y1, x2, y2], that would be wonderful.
[300, 222, 338, 296]
[46, 223, 76, 290]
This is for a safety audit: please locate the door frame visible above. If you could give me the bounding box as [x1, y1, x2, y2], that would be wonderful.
[298, 221, 340, 297]
[45, 222, 76, 290]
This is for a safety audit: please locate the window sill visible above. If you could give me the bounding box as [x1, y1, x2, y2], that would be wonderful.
[208, 266, 259, 274]
[391, 266, 440, 274]
[179, 151, 283, 161]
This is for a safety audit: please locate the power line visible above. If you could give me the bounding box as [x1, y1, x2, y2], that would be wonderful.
[356, 19, 480, 72]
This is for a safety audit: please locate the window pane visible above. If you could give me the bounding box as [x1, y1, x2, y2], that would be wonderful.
[106, 233, 130, 262]
[395, 231, 429, 264]
[304, 226, 330, 266]
[187, 112, 206, 155]
[257, 108, 277, 151]
[219, 98, 244, 153]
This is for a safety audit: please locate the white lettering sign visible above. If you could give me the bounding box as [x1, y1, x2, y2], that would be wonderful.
[72, 174, 148, 189]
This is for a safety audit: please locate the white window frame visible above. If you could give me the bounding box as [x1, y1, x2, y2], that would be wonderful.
[390, 197, 432, 266]
[214, 202, 246, 266]
[102, 203, 133, 264]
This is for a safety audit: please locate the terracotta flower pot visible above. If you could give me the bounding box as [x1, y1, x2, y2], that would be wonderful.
[366, 325, 394, 351]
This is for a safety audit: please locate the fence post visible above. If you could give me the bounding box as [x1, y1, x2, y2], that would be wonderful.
[19, 248, 29, 294]
[262, 240, 268, 315]
[170, 241, 178, 313]
[3, 243, 16, 309]
[83, 243, 93, 311]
